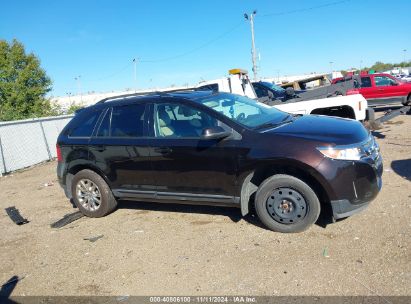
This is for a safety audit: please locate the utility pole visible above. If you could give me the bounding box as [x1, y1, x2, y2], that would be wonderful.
[244, 10, 258, 81]
[329, 61, 334, 77]
[133, 58, 137, 92]
[74, 75, 82, 103]
[403, 49, 407, 63]
[66, 92, 72, 104]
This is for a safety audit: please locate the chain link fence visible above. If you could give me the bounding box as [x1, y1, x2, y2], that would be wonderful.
[0, 115, 73, 175]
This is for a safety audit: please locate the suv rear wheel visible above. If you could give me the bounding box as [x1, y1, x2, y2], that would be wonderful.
[255, 174, 320, 233]
[71, 169, 117, 217]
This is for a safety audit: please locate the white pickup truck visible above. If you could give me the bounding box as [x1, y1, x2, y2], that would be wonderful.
[196, 69, 368, 121]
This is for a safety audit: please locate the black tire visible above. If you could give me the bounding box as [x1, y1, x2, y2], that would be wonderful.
[403, 94, 411, 106]
[254, 174, 320, 233]
[71, 169, 117, 217]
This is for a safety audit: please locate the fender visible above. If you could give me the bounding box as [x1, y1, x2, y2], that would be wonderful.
[240, 172, 258, 216]
[239, 159, 334, 216]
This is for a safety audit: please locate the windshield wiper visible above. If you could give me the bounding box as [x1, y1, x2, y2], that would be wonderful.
[255, 114, 294, 130]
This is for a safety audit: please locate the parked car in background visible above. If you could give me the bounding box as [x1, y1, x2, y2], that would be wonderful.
[57, 91, 382, 233]
[252, 79, 355, 102]
[331, 77, 345, 84]
[251, 80, 368, 121]
[347, 73, 411, 106]
[197, 69, 368, 121]
[396, 74, 411, 82]
[252, 81, 296, 102]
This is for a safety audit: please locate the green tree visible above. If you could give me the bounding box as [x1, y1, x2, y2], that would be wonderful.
[0, 39, 58, 121]
[66, 103, 84, 114]
[363, 60, 411, 72]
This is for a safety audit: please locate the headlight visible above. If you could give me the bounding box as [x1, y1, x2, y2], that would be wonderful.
[317, 146, 362, 160]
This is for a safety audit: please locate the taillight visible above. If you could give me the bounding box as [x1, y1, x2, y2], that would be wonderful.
[56, 144, 63, 162]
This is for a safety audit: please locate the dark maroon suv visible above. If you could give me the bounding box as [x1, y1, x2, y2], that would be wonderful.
[57, 91, 382, 233]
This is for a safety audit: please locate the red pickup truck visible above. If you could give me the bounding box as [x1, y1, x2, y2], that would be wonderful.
[347, 73, 411, 106]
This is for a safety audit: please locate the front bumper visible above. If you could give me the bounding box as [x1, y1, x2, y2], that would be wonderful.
[331, 199, 370, 220]
[330, 161, 382, 220]
[316, 138, 383, 220]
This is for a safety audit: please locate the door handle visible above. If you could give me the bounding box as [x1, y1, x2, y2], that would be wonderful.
[154, 147, 172, 154]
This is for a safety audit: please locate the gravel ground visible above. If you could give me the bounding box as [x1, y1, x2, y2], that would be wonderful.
[0, 113, 410, 297]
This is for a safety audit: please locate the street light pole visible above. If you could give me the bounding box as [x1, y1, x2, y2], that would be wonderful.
[329, 61, 334, 77]
[133, 58, 137, 92]
[244, 10, 258, 81]
[403, 49, 407, 63]
[74, 75, 82, 103]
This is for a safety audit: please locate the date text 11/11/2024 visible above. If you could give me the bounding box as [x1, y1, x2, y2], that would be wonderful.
[149, 296, 257, 303]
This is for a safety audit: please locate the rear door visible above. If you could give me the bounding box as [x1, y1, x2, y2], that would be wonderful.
[148, 100, 240, 205]
[358, 76, 375, 100]
[89, 103, 154, 197]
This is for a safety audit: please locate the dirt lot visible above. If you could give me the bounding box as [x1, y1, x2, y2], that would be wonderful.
[1, 113, 410, 297]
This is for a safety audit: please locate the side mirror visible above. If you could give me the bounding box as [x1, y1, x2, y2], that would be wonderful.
[391, 81, 398, 86]
[201, 126, 231, 140]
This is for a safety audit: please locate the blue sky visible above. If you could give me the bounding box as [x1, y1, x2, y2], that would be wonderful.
[1, 0, 410, 97]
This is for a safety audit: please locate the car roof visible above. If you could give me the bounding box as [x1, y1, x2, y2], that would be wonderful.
[90, 90, 216, 107]
[361, 73, 393, 77]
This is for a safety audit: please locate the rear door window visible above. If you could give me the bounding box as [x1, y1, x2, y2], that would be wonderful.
[361, 77, 372, 88]
[110, 104, 146, 137]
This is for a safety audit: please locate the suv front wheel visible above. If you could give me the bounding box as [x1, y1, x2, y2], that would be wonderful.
[255, 174, 320, 233]
[71, 169, 118, 217]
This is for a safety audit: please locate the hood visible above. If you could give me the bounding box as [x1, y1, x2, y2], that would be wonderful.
[265, 115, 369, 145]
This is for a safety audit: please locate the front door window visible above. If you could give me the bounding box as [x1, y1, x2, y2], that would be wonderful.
[374, 76, 397, 87]
[155, 103, 220, 138]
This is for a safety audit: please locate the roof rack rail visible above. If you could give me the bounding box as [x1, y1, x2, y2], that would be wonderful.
[96, 92, 155, 104]
[96, 87, 197, 104]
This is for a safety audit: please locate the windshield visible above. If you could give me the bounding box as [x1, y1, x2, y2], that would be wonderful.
[196, 93, 290, 129]
[260, 82, 285, 93]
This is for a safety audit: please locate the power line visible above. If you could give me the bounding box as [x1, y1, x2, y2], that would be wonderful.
[88, 62, 133, 82]
[121, 1, 352, 65]
[64, 0, 352, 89]
[260, 0, 351, 17]
[140, 21, 243, 63]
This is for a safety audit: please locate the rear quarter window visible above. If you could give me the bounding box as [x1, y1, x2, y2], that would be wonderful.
[68, 109, 102, 137]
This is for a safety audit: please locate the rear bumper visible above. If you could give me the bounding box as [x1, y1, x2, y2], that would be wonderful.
[57, 162, 73, 199]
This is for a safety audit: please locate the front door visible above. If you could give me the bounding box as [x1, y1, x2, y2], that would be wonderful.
[148, 101, 240, 205]
[373, 75, 404, 103]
